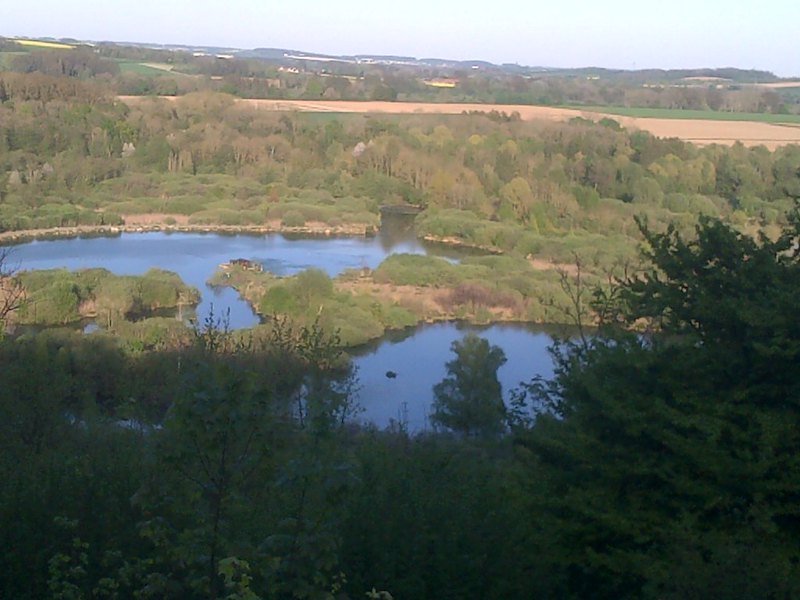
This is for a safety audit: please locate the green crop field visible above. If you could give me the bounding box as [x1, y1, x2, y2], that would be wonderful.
[573, 105, 800, 124]
[117, 61, 170, 76]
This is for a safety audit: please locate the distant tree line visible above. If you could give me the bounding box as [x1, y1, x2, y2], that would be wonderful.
[1, 81, 797, 266]
[10, 48, 120, 78]
[1, 38, 797, 113]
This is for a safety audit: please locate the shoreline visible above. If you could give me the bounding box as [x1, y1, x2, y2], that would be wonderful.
[421, 234, 503, 254]
[0, 221, 502, 259]
[0, 221, 374, 245]
[4, 222, 584, 342]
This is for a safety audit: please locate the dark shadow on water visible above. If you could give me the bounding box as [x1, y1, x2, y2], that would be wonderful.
[348, 321, 584, 432]
[377, 210, 419, 253]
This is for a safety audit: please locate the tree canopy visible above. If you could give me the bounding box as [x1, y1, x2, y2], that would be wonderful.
[518, 213, 800, 598]
[1, 212, 799, 598]
[431, 333, 507, 437]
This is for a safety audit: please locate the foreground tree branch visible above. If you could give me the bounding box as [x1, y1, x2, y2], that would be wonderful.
[0, 247, 24, 334]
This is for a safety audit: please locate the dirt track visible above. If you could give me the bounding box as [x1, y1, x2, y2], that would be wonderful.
[119, 96, 800, 149]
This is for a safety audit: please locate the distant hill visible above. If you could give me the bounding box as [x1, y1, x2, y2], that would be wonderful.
[220, 48, 783, 82]
[98, 40, 242, 56]
[0, 36, 785, 83]
[542, 67, 780, 83]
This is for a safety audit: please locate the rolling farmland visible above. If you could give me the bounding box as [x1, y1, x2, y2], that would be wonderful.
[120, 96, 800, 149]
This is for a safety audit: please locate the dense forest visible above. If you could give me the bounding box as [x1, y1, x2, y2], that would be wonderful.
[1, 60, 800, 598]
[2, 74, 796, 238]
[1, 214, 798, 599]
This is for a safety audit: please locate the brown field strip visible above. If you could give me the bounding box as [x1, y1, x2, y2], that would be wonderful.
[605, 116, 800, 150]
[119, 96, 800, 148]
[753, 81, 800, 89]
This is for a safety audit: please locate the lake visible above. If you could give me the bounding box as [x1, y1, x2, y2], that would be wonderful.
[8, 230, 435, 329]
[7, 223, 562, 429]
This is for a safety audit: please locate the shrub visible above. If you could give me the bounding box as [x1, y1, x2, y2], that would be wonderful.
[295, 269, 334, 301]
[573, 185, 601, 209]
[382, 305, 418, 329]
[322, 302, 385, 346]
[442, 283, 523, 314]
[261, 286, 298, 315]
[18, 270, 86, 325]
[281, 210, 306, 227]
[373, 254, 460, 287]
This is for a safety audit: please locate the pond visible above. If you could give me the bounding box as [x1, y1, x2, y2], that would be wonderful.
[8, 213, 469, 329]
[7, 219, 562, 429]
[353, 321, 563, 432]
[10, 231, 435, 329]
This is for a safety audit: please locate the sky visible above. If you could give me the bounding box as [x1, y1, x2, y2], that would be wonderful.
[3, 0, 799, 76]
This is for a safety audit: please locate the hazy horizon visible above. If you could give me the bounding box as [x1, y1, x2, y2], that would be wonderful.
[2, 0, 798, 77]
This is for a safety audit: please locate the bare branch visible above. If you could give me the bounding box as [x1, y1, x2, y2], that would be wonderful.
[0, 247, 25, 333]
[555, 253, 590, 349]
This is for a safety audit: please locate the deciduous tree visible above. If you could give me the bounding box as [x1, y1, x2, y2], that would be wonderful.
[431, 334, 507, 437]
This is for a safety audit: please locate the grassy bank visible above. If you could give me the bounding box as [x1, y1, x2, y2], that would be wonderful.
[0, 219, 374, 245]
[15, 268, 199, 328]
[211, 253, 591, 347]
[0, 173, 380, 240]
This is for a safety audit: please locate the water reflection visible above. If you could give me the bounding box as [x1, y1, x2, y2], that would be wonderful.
[377, 208, 419, 252]
[9, 221, 565, 430]
[351, 322, 566, 432]
[9, 214, 439, 330]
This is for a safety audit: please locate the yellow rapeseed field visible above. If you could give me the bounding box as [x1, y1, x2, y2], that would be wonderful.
[16, 39, 75, 50]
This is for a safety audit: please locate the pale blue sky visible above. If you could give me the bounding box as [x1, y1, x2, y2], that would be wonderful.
[3, 0, 798, 76]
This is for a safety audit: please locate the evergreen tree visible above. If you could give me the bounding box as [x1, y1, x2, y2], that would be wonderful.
[518, 214, 800, 599]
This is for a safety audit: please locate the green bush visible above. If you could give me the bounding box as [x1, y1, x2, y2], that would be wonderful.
[415, 209, 482, 240]
[296, 269, 334, 299]
[261, 286, 297, 315]
[573, 185, 601, 209]
[113, 317, 192, 351]
[281, 210, 306, 227]
[321, 301, 385, 347]
[374, 254, 461, 287]
[382, 305, 418, 329]
[17, 268, 197, 327]
[17, 272, 86, 325]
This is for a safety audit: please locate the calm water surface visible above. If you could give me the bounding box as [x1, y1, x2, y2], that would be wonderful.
[10, 227, 431, 328]
[353, 322, 560, 432]
[9, 223, 560, 429]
